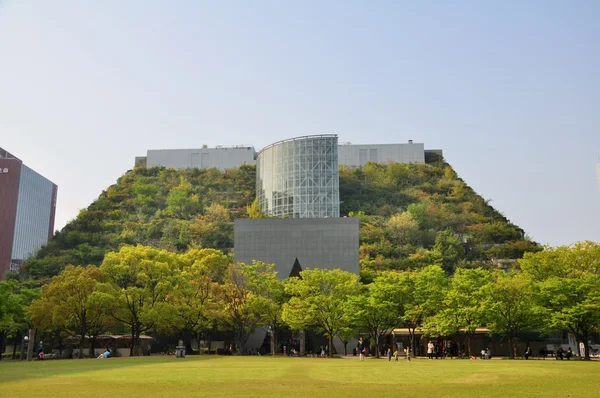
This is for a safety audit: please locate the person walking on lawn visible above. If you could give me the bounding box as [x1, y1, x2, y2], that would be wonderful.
[358, 338, 367, 361]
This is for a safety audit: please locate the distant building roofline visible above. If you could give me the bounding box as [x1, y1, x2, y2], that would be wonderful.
[147, 146, 255, 152]
[0, 147, 21, 161]
[257, 134, 338, 156]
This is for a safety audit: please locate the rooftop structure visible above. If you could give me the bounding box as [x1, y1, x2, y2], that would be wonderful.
[338, 141, 425, 166]
[136, 146, 256, 171]
[135, 138, 441, 172]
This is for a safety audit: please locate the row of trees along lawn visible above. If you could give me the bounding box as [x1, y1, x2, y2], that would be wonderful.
[2, 241, 598, 360]
[22, 158, 539, 282]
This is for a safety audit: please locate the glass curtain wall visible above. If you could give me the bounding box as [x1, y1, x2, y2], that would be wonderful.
[257, 135, 339, 218]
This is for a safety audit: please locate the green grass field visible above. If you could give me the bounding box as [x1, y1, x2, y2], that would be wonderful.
[0, 356, 598, 397]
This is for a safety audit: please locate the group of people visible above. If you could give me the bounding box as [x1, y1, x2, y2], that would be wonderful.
[426, 341, 458, 359]
[554, 346, 574, 360]
[357, 338, 413, 362]
[528, 345, 573, 360]
[479, 347, 492, 360]
[387, 346, 412, 362]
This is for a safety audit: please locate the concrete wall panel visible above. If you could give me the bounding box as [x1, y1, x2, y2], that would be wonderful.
[338, 143, 425, 166]
[146, 147, 256, 170]
[234, 218, 359, 279]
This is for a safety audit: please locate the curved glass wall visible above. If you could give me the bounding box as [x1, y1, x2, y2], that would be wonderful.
[257, 135, 339, 218]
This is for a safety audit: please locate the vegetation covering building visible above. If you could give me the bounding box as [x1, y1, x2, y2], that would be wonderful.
[3, 151, 599, 361]
[23, 153, 537, 281]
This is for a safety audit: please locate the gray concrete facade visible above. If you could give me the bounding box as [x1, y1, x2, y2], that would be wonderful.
[338, 142, 425, 166]
[234, 218, 359, 279]
[136, 146, 256, 171]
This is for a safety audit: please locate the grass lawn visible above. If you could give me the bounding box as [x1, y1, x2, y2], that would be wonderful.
[0, 356, 598, 397]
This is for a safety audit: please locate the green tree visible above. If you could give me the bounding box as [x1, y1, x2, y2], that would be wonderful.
[0, 280, 25, 360]
[246, 198, 264, 219]
[336, 325, 357, 356]
[520, 241, 600, 360]
[246, 264, 286, 355]
[28, 265, 104, 358]
[218, 261, 274, 353]
[283, 269, 360, 357]
[427, 268, 489, 357]
[166, 177, 200, 218]
[100, 245, 180, 356]
[433, 229, 466, 273]
[155, 249, 228, 351]
[402, 265, 448, 356]
[1, 281, 39, 360]
[84, 289, 115, 357]
[482, 272, 540, 358]
[406, 203, 425, 226]
[386, 212, 419, 245]
[188, 204, 233, 250]
[346, 272, 407, 358]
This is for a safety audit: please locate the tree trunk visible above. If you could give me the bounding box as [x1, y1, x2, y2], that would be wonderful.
[236, 333, 243, 355]
[90, 336, 97, 358]
[235, 327, 251, 355]
[58, 334, 63, 356]
[13, 332, 19, 359]
[78, 335, 85, 359]
[343, 342, 348, 356]
[409, 328, 416, 357]
[581, 332, 590, 361]
[270, 329, 277, 356]
[134, 328, 142, 356]
[374, 334, 380, 358]
[129, 324, 135, 357]
[467, 334, 472, 357]
[27, 329, 35, 361]
[185, 340, 194, 355]
[328, 336, 333, 358]
[19, 333, 26, 360]
[0, 331, 5, 361]
[511, 337, 518, 359]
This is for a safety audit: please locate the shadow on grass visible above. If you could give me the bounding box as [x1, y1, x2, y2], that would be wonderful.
[0, 356, 212, 383]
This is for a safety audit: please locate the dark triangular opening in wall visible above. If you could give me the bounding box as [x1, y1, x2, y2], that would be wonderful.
[289, 258, 303, 278]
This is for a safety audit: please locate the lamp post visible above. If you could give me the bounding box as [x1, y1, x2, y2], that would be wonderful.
[23, 335, 29, 361]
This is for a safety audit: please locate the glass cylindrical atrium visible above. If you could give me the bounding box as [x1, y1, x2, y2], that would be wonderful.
[256, 135, 339, 218]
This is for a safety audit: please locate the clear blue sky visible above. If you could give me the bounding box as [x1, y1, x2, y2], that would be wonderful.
[1, 0, 598, 246]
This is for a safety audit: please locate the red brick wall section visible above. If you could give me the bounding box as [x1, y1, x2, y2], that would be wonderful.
[48, 184, 58, 240]
[0, 159, 22, 279]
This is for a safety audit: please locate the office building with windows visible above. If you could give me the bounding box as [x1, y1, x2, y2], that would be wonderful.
[0, 148, 57, 278]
